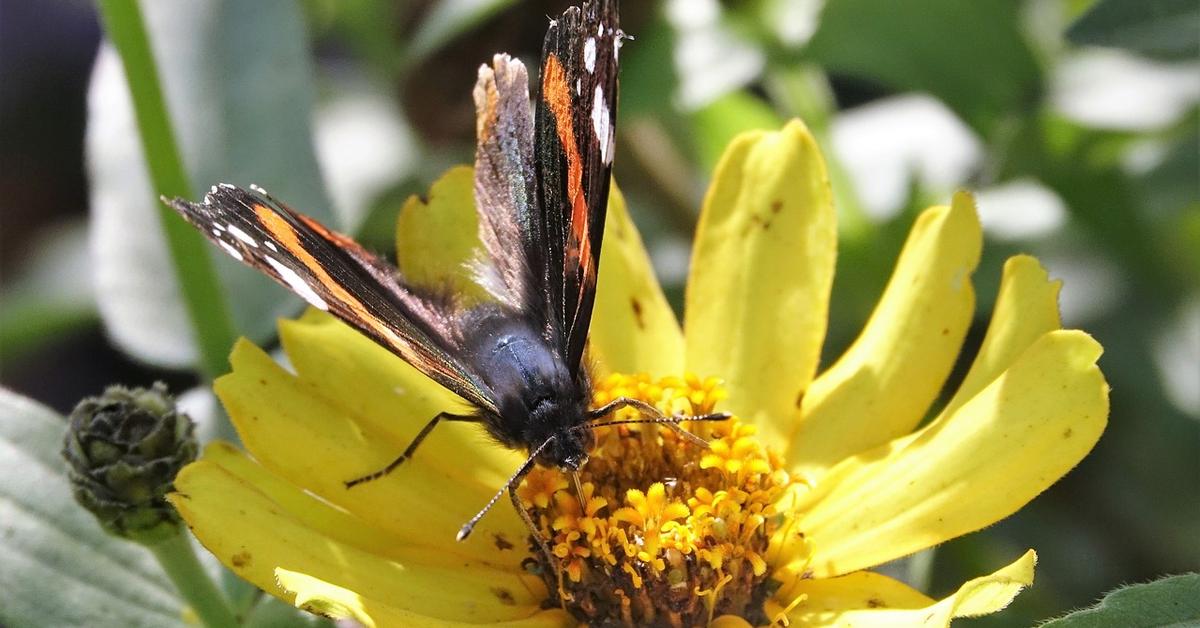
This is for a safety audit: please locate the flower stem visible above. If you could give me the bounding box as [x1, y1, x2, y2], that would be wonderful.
[148, 531, 240, 628]
[94, 0, 238, 381]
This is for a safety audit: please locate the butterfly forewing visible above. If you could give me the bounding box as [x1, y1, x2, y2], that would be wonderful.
[167, 185, 499, 414]
[534, 0, 621, 371]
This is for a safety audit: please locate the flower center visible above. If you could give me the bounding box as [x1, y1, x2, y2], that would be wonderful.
[517, 373, 792, 626]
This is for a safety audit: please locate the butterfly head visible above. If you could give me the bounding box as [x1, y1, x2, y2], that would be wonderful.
[537, 424, 594, 471]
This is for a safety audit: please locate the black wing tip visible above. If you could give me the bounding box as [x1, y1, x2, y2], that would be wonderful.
[163, 183, 276, 213]
[547, 1, 619, 38]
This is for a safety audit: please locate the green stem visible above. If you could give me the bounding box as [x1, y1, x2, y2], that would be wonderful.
[95, 0, 238, 381]
[148, 531, 240, 628]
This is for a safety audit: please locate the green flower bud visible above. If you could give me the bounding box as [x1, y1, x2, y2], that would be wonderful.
[62, 382, 198, 544]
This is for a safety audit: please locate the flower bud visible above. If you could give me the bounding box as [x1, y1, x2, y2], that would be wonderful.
[62, 382, 198, 543]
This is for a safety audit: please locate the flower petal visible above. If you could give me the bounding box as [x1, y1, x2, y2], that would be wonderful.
[940, 255, 1061, 418]
[278, 308, 517, 473]
[774, 550, 1036, 627]
[685, 119, 836, 443]
[589, 183, 685, 377]
[170, 457, 547, 622]
[792, 331, 1106, 577]
[768, 566, 934, 622]
[198, 441, 405, 555]
[215, 335, 528, 551]
[787, 192, 982, 475]
[276, 569, 573, 627]
[394, 165, 490, 302]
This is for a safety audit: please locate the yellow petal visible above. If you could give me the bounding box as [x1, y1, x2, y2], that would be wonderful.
[768, 566, 934, 622]
[214, 336, 527, 550]
[278, 308, 517, 473]
[589, 183, 685, 377]
[939, 255, 1061, 418]
[793, 331, 1106, 577]
[276, 569, 574, 628]
[685, 119, 836, 444]
[775, 550, 1036, 627]
[394, 165, 489, 302]
[198, 442, 406, 557]
[170, 459, 546, 622]
[788, 192, 982, 475]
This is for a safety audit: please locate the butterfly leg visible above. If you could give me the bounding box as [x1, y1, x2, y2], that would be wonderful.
[509, 483, 556, 566]
[344, 412, 477, 488]
[587, 396, 725, 448]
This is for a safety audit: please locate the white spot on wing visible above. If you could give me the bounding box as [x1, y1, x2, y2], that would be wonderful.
[249, 183, 266, 194]
[227, 225, 258, 247]
[264, 241, 278, 252]
[217, 240, 244, 262]
[265, 256, 329, 311]
[211, 228, 222, 237]
[584, 37, 597, 73]
[592, 85, 611, 164]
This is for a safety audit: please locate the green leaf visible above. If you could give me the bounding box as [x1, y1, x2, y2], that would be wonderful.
[0, 388, 187, 627]
[1067, 0, 1200, 61]
[805, 0, 1041, 135]
[1040, 574, 1200, 628]
[0, 221, 98, 361]
[402, 0, 518, 71]
[690, 90, 783, 172]
[89, 0, 333, 368]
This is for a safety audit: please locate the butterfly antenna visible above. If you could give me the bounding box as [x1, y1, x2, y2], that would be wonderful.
[456, 437, 553, 542]
[583, 413, 731, 430]
[580, 412, 731, 449]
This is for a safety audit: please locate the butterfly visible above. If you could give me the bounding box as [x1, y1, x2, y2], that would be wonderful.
[165, 0, 725, 547]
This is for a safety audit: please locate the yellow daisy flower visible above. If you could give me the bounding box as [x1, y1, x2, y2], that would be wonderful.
[169, 120, 1109, 627]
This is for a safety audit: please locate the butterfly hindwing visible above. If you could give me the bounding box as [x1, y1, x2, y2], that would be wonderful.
[535, 0, 621, 372]
[166, 185, 499, 415]
[472, 53, 545, 322]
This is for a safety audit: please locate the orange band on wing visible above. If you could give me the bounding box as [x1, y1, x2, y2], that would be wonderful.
[250, 204, 410, 355]
[541, 54, 593, 276]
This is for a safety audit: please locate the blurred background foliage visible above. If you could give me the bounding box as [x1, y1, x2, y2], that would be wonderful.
[0, 0, 1196, 625]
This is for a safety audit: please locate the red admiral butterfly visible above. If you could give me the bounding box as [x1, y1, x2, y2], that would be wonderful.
[166, 0, 726, 547]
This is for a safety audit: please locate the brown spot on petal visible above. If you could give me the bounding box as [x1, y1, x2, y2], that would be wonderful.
[1063, 427, 1073, 439]
[493, 533, 514, 551]
[771, 200, 783, 214]
[630, 297, 645, 329]
[231, 551, 252, 568]
[867, 597, 885, 608]
[491, 587, 516, 605]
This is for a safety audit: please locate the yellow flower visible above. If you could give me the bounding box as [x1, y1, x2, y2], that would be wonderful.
[169, 120, 1108, 627]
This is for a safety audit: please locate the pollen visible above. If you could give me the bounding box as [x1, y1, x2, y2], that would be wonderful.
[519, 373, 794, 626]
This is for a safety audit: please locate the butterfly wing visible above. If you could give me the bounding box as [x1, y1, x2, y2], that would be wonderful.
[166, 184, 500, 415]
[535, 0, 621, 371]
[472, 53, 546, 324]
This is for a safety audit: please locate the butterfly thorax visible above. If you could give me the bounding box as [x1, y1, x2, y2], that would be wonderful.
[467, 315, 594, 470]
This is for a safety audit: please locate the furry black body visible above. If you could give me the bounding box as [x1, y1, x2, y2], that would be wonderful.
[467, 312, 594, 470]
